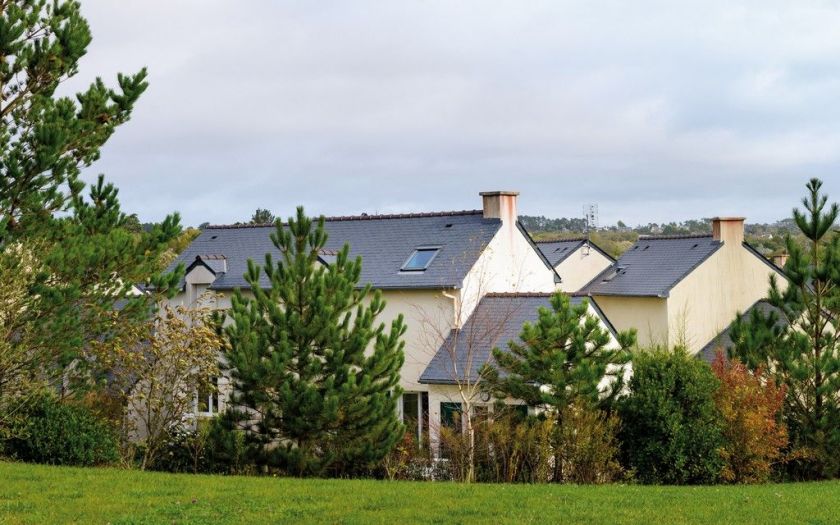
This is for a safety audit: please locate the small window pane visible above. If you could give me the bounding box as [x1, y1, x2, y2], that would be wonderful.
[403, 249, 438, 271]
[402, 393, 419, 438]
[441, 402, 463, 431]
[197, 378, 218, 415]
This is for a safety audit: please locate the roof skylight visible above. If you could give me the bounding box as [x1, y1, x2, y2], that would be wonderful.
[402, 248, 440, 271]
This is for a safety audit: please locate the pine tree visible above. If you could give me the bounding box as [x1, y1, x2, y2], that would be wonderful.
[484, 293, 636, 412]
[0, 1, 150, 240]
[729, 178, 840, 479]
[221, 207, 406, 477]
[0, 1, 183, 413]
[483, 293, 636, 481]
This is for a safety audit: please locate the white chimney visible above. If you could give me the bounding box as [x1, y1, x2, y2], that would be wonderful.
[771, 252, 789, 268]
[480, 191, 519, 224]
[712, 217, 745, 245]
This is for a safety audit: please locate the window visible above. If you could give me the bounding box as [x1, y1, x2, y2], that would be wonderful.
[400, 392, 429, 447]
[473, 405, 489, 425]
[602, 265, 627, 282]
[401, 248, 439, 271]
[440, 402, 463, 431]
[512, 404, 529, 420]
[439, 402, 464, 459]
[196, 377, 219, 416]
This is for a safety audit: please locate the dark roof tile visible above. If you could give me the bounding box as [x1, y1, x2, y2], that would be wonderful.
[419, 294, 608, 385]
[581, 235, 722, 298]
[697, 300, 786, 362]
[171, 210, 501, 290]
[535, 239, 586, 266]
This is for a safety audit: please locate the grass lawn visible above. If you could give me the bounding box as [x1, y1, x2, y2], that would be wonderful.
[1, 462, 839, 525]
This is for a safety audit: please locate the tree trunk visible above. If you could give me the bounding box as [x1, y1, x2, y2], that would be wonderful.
[466, 411, 475, 483]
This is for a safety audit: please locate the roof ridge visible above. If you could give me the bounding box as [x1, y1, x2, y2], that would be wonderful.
[637, 233, 713, 240]
[485, 292, 556, 298]
[205, 209, 485, 229]
[534, 237, 588, 244]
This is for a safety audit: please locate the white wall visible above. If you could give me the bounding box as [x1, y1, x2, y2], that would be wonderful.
[668, 244, 784, 354]
[554, 246, 613, 293]
[457, 224, 558, 326]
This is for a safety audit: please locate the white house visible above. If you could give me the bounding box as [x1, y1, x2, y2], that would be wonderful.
[535, 238, 614, 293]
[578, 217, 787, 355]
[168, 191, 583, 447]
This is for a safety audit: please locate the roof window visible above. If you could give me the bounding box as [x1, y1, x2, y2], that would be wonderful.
[402, 248, 440, 272]
[602, 265, 627, 283]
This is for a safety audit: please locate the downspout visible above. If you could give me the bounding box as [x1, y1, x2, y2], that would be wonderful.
[442, 288, 458, 328]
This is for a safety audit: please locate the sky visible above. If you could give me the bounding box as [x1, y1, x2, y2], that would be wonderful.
[68, 1, 840, 227]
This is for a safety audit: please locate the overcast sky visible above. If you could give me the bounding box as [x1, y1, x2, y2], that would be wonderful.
[68, 1, 840, 227]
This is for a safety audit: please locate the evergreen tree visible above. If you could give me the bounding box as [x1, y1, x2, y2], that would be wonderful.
[484, 293, 636, 412]
[0, 1, 150, 240]
[728, 178, 840, 479]
[221, 207, 406, 476]
[250, 208, 275, 225]
[483, 293, 636, 482]
[0, 1, 182, 416]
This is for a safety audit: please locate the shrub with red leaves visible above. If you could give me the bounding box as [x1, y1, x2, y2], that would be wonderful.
[712, 352, 788, 483]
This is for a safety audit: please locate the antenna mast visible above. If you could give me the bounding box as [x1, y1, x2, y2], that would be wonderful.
[584, 203, 599, 239]
[582, 204, 598, 256]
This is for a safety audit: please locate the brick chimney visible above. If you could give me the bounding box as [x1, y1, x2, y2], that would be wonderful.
[712, 217, 745, 245]
[480, 191, 519, 224]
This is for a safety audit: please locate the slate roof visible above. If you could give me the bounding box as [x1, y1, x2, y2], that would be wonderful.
[169, 210, 502, 290]
[419, 293, 615, 385]
[697, 300, 786, 363]
[536, 238, 614, 267]
[536, 239, 586, 266]
[580, 234, 723, 298]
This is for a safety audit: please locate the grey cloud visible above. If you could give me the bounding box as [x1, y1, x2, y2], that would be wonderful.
[67, 0, 840, 226]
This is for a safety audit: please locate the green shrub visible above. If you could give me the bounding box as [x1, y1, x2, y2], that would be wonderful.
[5, 395, 118, 466]
[148, 425, 207, 474]
[203, 416, 251, 475]
[149, 417, 252, 475]
[619, 348, 724, 484]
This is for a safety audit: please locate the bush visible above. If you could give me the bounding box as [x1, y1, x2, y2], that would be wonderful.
[474, 411, 554, 483]
[711, 353, 788, 483]
[149, 417, 252, 475]
[619, 348, 724, 484]
[4, 395, 118, 466]
[555, 401, 623, 484]
[148, 424, 209, 474]
[440, 404, 621, 484]
[203, 416, 251, 475]
[379, 430, 440, 481]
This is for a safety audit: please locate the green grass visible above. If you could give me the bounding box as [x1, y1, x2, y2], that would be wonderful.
[1, 462, 839, 525]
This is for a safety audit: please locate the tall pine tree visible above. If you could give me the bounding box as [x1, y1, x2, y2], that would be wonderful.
[0, 1, 151, 240]
[0, 1, 183, 416]
[221, 207, 406, 477]
[729, 178, 840, 479]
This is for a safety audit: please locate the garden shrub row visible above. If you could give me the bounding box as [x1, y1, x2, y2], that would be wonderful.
[0, 348, 804, 485]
